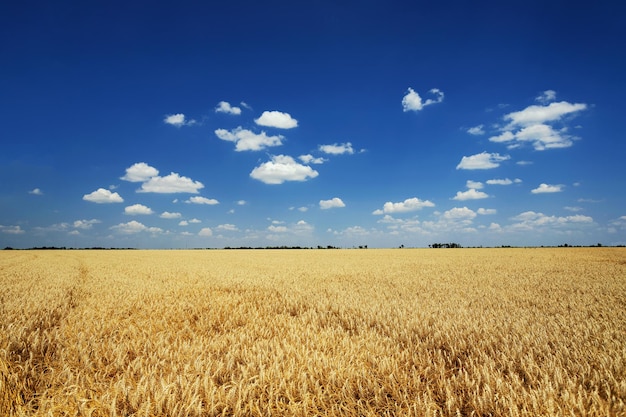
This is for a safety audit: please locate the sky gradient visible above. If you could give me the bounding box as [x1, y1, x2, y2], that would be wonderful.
[2, 1, 625, 248]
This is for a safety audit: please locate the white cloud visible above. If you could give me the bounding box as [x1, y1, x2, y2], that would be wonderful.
[217, 224, 238, 232]
[531, 183, 563, 194]
[456, 152, 510, 170]
[215, 101, 242, 115]
[268, 225, 288, 233]
[453, 189, 489, 201]
[564, 206, 583, 212]
[487, 99, 587, 150]
[517, 160, 533, 166]
[0, 225, 25, 234]
[443, 207, 477, 221]
[186, 196, 219, 205]
[110, 220, 162, 234]
[299, 154, 327, 164]
[215, 127, 284, 151]
[254, 111, 298, 129]
[189, 218, 201, 223]
[121, 162, 159, 182]
[508, 211, 593, 231]
[250, 155, 319, 184]
[466, 180, 483, 189]
[320, 197, 346, 210]
[477, 208, 497, 215]
[73, 219, 101, 230]
[164, 113, 196, 127]
[29, 188, 43, 195]
[83, 188, 124, 204]
[486, 178, 516, 185]
[536, 90, 557, 103]
[160, 211, 182, 219]
[198, 227, 213, 237]
[373, 197, 435, 215]
[319, 142, 354, 155]
[124, 204, 154, 215]
[139, 173, 204, 194]
[178, 220, 189, 226]
[467, 125, 485, 135]
[402, 87, 444, 112]
[504, 101, 587, 127]
[237, 200, 247, 206]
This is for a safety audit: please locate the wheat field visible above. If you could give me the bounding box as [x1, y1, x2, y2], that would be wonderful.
[1, 248, 625, 416]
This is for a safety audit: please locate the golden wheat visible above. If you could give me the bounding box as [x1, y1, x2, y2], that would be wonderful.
[1, 248, 625, 416]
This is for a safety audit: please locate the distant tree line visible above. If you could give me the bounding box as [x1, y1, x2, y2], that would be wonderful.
[429, 243, 462, 248]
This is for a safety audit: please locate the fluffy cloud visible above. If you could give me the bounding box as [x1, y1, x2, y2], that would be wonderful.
[73, 219, 101, 229]
[215, 127, 284, 151]
[250, 155, 319, 185]
[466, 180, 483, 189]
[254, 111, 298, 129]
[373, 197, 435, 215]
[29, 188, 43, 195]
[508, 211, 593, 231]
[215, 101, 242, 115]
[121, 163, 159, 182]
[0, 225, 25, 234]
[83, 188, 124, 204]
[531, 183, 563, 194]
[320, 197, 346, 209]
[402, 87, 444, 112]
[477, 208, 497, 215]
[110, 221, 162, 234]
[456, 152, 510, 170]
[198, 227, 213, 236]
[453, 189, 489, 201]
[486, 178, 519, 185]
[178, 220, 188, 226]
[299, 154, 327, 164]
[442, 207, 477, 221]
[164, 113, 195, 127]
[488, 100, 587, 150]
[217, 224, 239, 232]
[160, 211, 182, 219]
[536, 90, 557, 103]
[138, 173, 204, 194]
[319, 142, 354, 155]
[186, 196, 219, 205]
[467, 125, 485, 135]
[124, 204, 154, 215]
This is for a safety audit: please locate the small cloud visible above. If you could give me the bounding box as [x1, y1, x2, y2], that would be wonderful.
[373, 197, 435, 215]
[198, 227, 213, 237]
[250, 155, 319, 185]
[517, 160, 533, 166]
[121, 162, 159, 182]
[466, 180, 483, 189]
[268, 225, 288, 233]
[535, 90, 557, 103]
[467, 125, 485, 135]
[215, 127, 284, 151]
[456, 152, 510, 170]
[215, 101, 242, 115]
[477, 208, 497, 215]
[240, 101, 252, 110]
[486, 178, 513, 185]
[531, 183, 564, 194]
[139, 173, 204, 194]
[453, 189, 489, 201]
[217, 224, 239, 232]
[178, 220, 189, 226]
[236, 200, 247, 206]
[29, 188, 43, 195]
[0, 225, 25, 234]
[125, 204, 154, 215]
[402, 87, 444, 112]
[319, 197, 346, 210]
[164, 113, 196, 127]
[110, 220, 162, 234]
[186, 196, 219, 205]
[299, 154, 327, 164]
[319, 142, 354, 155]
[189, 218, 202, 223]
[255, 111, 298, 129]
[83, 188, 124, 204]
[564, 206, 583, 212]
[160, 211, 182, 219]
[73, 219, 101, 229]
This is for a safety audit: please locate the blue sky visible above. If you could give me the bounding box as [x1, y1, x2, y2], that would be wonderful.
[1, 1, 625, 248]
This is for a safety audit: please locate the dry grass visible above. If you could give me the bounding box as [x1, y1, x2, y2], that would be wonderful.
[1, 248, 625, 416]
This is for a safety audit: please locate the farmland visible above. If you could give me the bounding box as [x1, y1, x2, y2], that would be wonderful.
[1, 248, 625, 416]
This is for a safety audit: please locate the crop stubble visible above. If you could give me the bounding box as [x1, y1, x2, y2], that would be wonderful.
[0, 248, 625, 416]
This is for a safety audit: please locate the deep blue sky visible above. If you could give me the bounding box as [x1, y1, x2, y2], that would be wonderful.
[2, 1, 625, 248]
